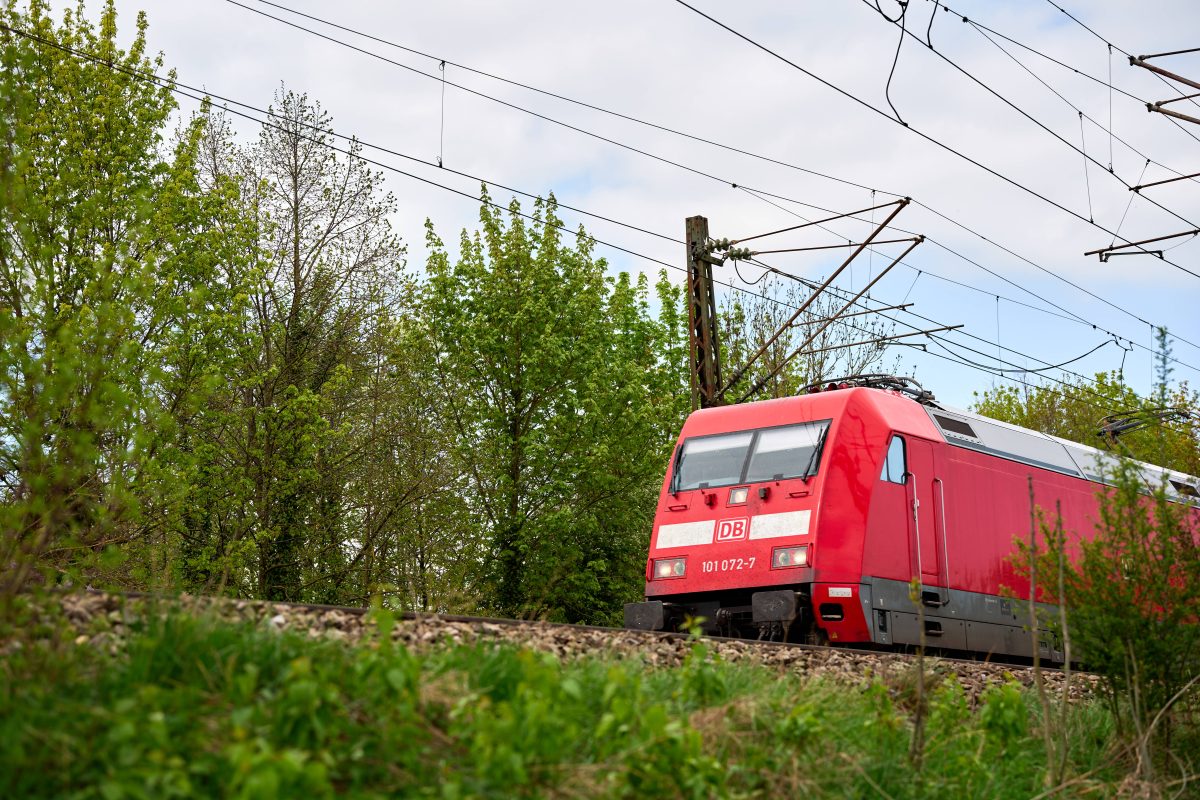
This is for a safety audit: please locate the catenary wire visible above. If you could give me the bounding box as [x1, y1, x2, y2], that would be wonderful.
[809, 271, 1110, 387]
[912, 5, 1200, 229]
[740, 186, 1200, 376]
[935, 0, 1193, 115]
[743, 255, 1139, 411]
[228, 0, 1199, 354]
[751, 255, 1172, 420]
[861, 0, 1200, 245]
[912, 197, 1200, 354]
[945, 0, 1198, 148]
[0, 26, 687, 269]
[749, 181, 1200, 360]
[962, 15, 1200, 185]
[746, 183, 1200, 358]
[1112, 161, 1151, 247]
[98, 53, 1144, 407]
[5, 20, 1190, 401]
[0, 21, 885, 354]
[737, 187, 1200, 376]
[0, 16, 925, 371]
[730, 213, 1138, 390]
[11, 24, 683, 248]
[673, 0, 1200, 280]
[220, 0, 904, 215]
[933, 0, 1200, 146]
[236, 0, 895, 196]
[742, 252, 1104, 386]
[1043, 0, 1200, 112]
[928, 336, 1114, 374]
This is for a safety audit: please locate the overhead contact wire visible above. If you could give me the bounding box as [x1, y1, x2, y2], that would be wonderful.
[738, 187, 1200, 375]
[933, 0, 1200, 153]
[1079, 113, 1094, 222]
[672, 0, 1200, 278]
[231, 0, 1200, 354]
[9, 19, 1185, 409]
[749, 255, 1131, 405]
[1044, 0, 1200, 112]
[967, 19, 1172, 180]
[229, 0, 899, 198]
[911, 200, 1200, 354]
[859, 0, 1200, 267]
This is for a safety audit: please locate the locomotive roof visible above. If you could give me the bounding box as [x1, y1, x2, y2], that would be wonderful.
[678, 386, 942, 441]
[924, 403, 1199, 502]
[680, 387, 1199, 502]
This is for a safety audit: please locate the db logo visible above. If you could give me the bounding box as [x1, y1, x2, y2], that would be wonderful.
[715, 517, 749, 542]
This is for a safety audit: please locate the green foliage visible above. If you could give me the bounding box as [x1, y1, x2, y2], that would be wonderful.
[1026, 459, 1200, 764]
[3, 0, 686, 615]
[979, 681, 1027, 750]
[0, 0, 688, 618]
[423, 194, 687, 623]
[1154, 326, 1173, 406]
[988, 369, 1200, 783]
[164, 89, 425, 604]
[0, 1, 254, 596]
[0, 611, 1129, 799]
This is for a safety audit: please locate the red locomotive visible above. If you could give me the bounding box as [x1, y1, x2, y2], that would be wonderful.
[624, 376, 1200, 659]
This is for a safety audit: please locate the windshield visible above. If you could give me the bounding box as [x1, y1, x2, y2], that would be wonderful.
[672, 420, 830, 492]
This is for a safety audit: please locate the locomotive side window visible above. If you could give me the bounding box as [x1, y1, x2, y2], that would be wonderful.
[880, 436, 906, 484]
[673, 420, 830, 492]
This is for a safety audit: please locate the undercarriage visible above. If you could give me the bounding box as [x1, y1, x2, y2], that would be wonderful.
[624, 586, 819, 642]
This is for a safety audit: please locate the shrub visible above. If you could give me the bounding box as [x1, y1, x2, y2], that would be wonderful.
[1027, 458, 1200, 783]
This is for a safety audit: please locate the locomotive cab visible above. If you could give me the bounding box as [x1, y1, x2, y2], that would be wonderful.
[625, 385, 938, 642]
[629, 417, 829, 639]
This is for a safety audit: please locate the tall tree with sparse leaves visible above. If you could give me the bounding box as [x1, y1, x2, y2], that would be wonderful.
[182, 90, 411, 602]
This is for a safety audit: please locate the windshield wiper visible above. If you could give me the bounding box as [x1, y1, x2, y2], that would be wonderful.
[669, 444, 684, 495]
[801, 426, 830, 484]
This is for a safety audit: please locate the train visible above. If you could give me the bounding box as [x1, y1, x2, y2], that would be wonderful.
[623, 375, 1200, 660]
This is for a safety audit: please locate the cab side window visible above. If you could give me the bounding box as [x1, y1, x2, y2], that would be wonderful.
[880, 435, 906, 484]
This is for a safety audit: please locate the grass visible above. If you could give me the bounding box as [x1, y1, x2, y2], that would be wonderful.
[0, 604, 1131, 799]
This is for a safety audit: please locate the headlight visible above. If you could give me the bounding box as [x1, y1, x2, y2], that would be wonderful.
[652, 557, 687, 580]
[771, 545, 809, 569]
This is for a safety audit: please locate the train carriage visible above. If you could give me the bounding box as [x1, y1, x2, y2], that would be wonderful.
[624, 380, 1200, 659]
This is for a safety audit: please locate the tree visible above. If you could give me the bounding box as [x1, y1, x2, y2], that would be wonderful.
[0, 1, 252, 597]
[424, 194, 682, 622]
[1155, 326, 1173, 406]
[177, 93, 481, 610]
[718, 275, 899, 402]
[298, 282, 479, 610]
[176, 90, 425, 604]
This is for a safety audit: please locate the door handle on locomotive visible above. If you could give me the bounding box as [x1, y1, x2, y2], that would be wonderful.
[934, 477, 949, 603]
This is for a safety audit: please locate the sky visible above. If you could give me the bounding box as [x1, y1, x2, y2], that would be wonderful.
[69, 0, 1200, 409]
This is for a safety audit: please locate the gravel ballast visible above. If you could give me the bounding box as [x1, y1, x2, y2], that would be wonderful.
[29, 591, 1099, 705]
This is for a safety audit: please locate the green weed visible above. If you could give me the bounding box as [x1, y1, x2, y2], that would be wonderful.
[0, 612, 1129, 798]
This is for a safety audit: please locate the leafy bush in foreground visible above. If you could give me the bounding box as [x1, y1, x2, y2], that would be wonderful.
[1, 612, 1123, 798]
[1018, 458, 1200, 790]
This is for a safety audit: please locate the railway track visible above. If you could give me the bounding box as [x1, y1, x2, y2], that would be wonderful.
[27, 589, 1097, 704]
